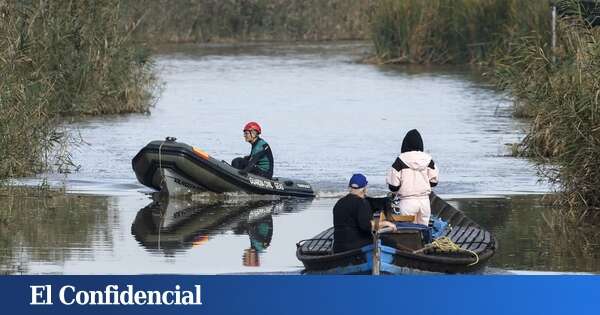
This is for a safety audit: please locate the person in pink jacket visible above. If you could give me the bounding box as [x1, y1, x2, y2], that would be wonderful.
[386, 129, 439, 226]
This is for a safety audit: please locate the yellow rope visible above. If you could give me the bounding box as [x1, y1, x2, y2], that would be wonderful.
[413, 237, 479, 266]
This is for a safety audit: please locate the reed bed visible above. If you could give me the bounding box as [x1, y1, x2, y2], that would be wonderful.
[495, 11, 600, 213]
[370, 0, 550, 64]
[0, 0, 158, 179]
[124, 0, 373, 43]
[370, 0, 600, 215]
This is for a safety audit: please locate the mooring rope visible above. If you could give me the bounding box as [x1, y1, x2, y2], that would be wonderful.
[156, 140, 167, 250]
[158, 141, 165, 187]
[413, 237, 479, 266]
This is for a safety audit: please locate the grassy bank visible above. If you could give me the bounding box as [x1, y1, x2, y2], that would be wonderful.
[125, 0, 373, 43]
[0, 1, 158, 179]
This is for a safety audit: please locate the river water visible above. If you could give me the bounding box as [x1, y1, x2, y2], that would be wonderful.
[2, 42, 597, 275]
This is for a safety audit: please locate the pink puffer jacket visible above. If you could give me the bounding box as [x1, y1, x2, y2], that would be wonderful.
[386, 151, 438, 199]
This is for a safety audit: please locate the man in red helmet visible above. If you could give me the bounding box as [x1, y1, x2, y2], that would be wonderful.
[231, 122, 274, 179]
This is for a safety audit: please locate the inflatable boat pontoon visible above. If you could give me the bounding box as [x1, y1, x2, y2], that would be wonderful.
[132, 138, 315, 197]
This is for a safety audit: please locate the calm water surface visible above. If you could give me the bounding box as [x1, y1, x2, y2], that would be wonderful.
[4, 42, 594, 275]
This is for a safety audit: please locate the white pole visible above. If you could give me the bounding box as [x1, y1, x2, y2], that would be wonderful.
[552, 4, 557, 62]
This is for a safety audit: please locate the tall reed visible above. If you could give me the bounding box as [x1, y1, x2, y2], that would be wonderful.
[370, 0, 600, 214]
[495, 12, 600, 212]
[0, 0, 158, 179]
[370, 0, 550, 64]
[123, 0, 373, 43]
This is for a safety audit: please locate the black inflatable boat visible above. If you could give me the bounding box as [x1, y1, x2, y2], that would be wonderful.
[132, 138, 315, 197]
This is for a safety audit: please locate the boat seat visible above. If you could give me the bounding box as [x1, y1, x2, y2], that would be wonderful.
[380, 212, 415, 223]
[297, 228, 334, 255]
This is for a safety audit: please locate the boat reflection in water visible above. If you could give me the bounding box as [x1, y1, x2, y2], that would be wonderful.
[131, 195, 310, 267]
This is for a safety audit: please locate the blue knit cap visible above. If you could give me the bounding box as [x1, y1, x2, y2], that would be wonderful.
[348, 173, 368, 189]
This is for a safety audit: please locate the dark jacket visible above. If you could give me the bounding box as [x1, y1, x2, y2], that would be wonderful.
[333, 194, 373, 253]
[246, 138, 274, 178]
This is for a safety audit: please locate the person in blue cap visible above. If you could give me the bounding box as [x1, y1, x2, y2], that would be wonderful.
[332, 174, 396, 253]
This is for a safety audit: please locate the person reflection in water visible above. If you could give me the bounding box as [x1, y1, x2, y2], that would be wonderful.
[231, 121, 274, 179]
[241, 209, 274, 267]
[386, 129, 439, 226]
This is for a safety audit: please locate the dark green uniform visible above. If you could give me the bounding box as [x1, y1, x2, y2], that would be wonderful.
[250, 138, 272, 174]
[232, 137, 274, 179]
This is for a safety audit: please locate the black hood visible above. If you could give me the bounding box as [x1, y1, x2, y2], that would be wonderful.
[401, 129, 424, 153]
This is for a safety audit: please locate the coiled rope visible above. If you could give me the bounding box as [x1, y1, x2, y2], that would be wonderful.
[413, 237, 479, 266]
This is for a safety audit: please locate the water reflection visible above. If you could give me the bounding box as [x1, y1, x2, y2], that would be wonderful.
[131, 197, 311, 267]
[451, 195, 600, 273]
[2, 189, 600, 274]
[240, 213, 273, 267]
[0, 191, 113, 274]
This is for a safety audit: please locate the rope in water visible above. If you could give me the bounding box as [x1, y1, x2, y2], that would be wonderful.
[413, 237, 479, 266]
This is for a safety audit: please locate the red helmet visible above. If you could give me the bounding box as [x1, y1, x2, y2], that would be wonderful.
[243, 121, 261, 134]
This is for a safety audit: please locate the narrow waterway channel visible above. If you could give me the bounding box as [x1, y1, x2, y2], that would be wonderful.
[5, 42, 595, 275]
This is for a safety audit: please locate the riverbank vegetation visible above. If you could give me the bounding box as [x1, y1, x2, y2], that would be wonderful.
[125, 0, 373, 43]
[370, 0, 600, 215]
[495, 12, 600, 214]
[0, 1, 158, 179]
[370, 0, 550, 64]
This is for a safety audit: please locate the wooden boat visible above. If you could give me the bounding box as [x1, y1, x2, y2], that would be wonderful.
[296, 193, 496, 274]
[132, 137, 315, 197]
